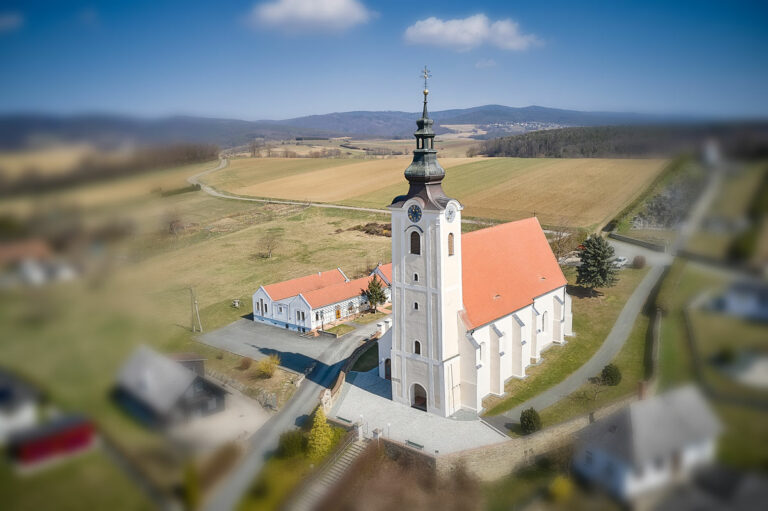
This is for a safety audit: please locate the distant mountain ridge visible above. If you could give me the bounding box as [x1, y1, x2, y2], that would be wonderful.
[0, 105, 691, 150]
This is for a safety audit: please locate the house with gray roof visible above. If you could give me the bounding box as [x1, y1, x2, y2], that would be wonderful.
[113, 346, 226, 427]
[573, 385, 722, 501]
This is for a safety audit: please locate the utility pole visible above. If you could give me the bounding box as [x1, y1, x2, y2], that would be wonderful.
[190, 287, 203, 333]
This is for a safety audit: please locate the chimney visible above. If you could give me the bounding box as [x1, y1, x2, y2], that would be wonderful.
[638, 380, 649, 400]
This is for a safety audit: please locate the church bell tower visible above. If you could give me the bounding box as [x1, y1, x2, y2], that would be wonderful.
[387, 68, 464, 417]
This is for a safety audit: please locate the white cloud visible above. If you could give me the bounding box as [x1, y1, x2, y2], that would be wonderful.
[251, 0, 371, 33]
[404, 14, 538, 52]
[475, 58, 496, 68]
[0, 12, 23, 33]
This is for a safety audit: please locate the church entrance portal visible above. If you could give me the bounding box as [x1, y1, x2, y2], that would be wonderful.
[384, 359, 391, 380]
[411, 383, 427, 412]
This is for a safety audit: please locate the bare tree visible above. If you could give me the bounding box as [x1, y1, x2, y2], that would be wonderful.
[260, 227, 284, 258]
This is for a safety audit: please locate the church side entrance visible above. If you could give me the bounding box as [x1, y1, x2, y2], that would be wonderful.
[411, 383, 427, 412]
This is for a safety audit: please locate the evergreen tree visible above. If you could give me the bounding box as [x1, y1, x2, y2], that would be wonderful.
[364, 277, 387, 313]
[577, 235, 618, 296]
[601, 363, 622, 386]
[520, 407, 542, 434]
[307, 407, 333, 461]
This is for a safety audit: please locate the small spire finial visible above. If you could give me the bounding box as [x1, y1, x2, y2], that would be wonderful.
[421, 65, 431, 96]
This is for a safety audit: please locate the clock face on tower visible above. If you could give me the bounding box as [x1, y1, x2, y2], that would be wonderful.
[445, 205, 456, 223]
[407, 204, 422, 223]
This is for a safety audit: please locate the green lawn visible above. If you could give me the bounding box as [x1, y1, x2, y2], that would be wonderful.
[351, 342, 379, 372]
[326, 323, 356, 337]
[483, 267, 650, 416]
[0, 450, 153, 511]
[655, 261, 768, 471]
[540, 312, 650, 426]
[352, 310, 389, 324]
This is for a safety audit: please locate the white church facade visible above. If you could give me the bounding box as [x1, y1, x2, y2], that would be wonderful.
[377, 80, 573, 417]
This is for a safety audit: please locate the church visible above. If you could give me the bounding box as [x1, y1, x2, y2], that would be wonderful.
[377, 76, 573, 417]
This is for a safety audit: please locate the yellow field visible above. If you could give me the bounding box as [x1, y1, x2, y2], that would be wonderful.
[204, 156, 668, 228]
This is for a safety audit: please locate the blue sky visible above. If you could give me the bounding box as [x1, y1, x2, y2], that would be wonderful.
[1, 0, 766, 119]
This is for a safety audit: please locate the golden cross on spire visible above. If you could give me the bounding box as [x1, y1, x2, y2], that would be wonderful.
[422, 65, 431, 93]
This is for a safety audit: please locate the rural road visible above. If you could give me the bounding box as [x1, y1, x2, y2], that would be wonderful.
[186, 158, 501, 226]
[484, 263, 666, 431]
[202, 321, 381, 511]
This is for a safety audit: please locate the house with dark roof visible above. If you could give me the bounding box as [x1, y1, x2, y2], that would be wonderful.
[113, 346, 226, 427]
[251, 266, 391, 333]
[0, 369, 40, 444]
[573, 386, 721, 501]
[375, 81, 573, 416]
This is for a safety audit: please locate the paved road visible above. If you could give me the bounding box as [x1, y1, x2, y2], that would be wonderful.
[202, 320, 381, 511]
[485, 264, 666, 431]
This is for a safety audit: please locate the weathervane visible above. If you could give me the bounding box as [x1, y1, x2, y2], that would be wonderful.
[422, 65, 431, 96]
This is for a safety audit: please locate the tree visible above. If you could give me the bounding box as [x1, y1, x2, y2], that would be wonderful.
[601, 363, 622, 386]
[307, 407, 333, 461]
[364, 277, 387, 313]
[520, 407, 542, 435]
[277, 430, 306, 458]
[260, 227, 284, 259]
[577, 234, 618, 296]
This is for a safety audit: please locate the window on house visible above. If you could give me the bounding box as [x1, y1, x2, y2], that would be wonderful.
[448, 233, 454, 256]
[414, 340, 421, 355]
[414, 302, 419, 311]
[413, 273, 419, 282]
[410, 231, 421, 255]
[315, 312, 320, 321]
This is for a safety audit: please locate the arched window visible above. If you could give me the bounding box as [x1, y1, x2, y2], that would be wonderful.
[410, 231, 421, 255]
[413, 302, 419, 311]
[413, 273, 419, 282]
[448, 233, 455, 256]
[414, 340, 421, 355]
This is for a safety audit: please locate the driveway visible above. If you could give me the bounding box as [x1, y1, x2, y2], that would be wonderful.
[199, 319, 340, 375]
[167, 391, 270, 456]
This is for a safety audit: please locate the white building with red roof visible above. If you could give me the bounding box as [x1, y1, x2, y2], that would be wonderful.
[377, 84, 573, 417]
[252, 267, 391, 333]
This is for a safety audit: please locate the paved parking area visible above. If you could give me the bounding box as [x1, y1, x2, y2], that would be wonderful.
[199, 318, 378, 375]
[331, 369, 507, 454]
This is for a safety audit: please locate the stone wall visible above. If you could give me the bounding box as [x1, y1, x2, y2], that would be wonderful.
[435, 396, 637, 481]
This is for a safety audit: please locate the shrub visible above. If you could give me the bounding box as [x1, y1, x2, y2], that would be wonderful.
[255, 354, 281, 379]
[601, 363, 622, 386]
[239, 357, 253, 370]
[277, 430, 306, 458]
[520, 407, 542, 435]
[548, 475, 574, 503]
[307, 407, 333, 461]
[632, 255, 646, 269]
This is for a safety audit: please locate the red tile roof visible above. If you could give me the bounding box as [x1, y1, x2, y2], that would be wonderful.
[262, 269, 347, 301]
[302, 275, 386, 309]
[0, 239, 52, 266]
[376, 263, 393, 284]
[461, 217, 566, 330]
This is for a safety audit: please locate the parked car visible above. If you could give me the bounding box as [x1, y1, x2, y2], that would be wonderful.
[613, 256, 629, 268]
